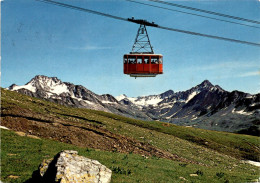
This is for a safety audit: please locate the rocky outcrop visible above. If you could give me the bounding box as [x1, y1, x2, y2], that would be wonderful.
[25, 150, 112, 183]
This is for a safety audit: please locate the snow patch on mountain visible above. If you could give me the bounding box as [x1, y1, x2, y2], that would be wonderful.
[11, 84, 37, 93]
[85, 101, 95, 105]
[48, 84, 69, 95]
[130, 97, 163, 106]
[232, 109, 253, 116]
[165, 111, 180, 119]
[186, 91, 199, 103]
[116, 95, 163, 107]
[101, 101, 117, 104]
[159, 101, 177, 109]
[115, 94, 127, 101]
[116, 91, 175, 107]
[191, 116, 198, 120]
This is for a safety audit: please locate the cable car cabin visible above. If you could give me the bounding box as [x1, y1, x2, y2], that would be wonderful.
[124, 54, 163, 77]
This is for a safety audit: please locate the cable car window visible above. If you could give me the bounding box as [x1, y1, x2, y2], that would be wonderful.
[151, 56, 159, 64]
[144, 56, 149, 64]
[124, 57, 127, 64]
[159, 57, 163, 64]
[151, 57, 155, 64]
[137, 57, 142, 64]
[133, 57, 137, 64]
[128, 56, 136, 64]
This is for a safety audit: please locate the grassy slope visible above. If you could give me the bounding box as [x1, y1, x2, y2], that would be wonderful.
[1, 89, 260, 183]
[90, 110, 260, 161]
[1, 130, 259, 183]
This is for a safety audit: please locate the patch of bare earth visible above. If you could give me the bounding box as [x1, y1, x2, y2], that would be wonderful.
[1, 107, 195, 164]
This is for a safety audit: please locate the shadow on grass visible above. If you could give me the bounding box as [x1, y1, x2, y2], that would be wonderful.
[24, 154, 60, 183]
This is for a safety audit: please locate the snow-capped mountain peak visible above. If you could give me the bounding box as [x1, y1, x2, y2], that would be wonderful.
[9, 75, 70, 96]
[115, 94, 128, 101]
[7, 75, 259, 134]
[116, 80, 225, 108]
[29, 75, 69, 94]
[116, 90, 176, 107]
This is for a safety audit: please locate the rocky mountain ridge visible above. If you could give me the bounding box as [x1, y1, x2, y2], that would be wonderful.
[8, 75, 260, 134]
[8, 75, 150, 120]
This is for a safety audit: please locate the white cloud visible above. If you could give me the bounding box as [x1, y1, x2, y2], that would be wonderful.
[238, 70, 260, 77]
[189, 61, 259, 71]
[211, 70, 260, 80]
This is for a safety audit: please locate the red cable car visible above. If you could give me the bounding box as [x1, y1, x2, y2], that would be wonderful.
[124, 18, 163, 78]
[123, 53, 163, 77]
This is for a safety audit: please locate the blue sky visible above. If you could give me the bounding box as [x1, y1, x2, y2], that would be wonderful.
[1, 0, 260, 97]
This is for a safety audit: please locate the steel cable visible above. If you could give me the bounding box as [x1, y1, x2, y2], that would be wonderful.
[36, 0, 260, 47]
[149, 0, 260, 24]
[126, 0, 260, 29]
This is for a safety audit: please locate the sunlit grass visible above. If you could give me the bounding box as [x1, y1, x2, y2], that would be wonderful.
[1, 130, 259, 183]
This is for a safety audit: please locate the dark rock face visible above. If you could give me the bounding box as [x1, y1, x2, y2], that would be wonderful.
[8, 75, 260, 135]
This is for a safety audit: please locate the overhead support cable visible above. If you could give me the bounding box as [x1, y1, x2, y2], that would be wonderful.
[36, 0, 260, 47]
[158, 25, 260, 47]
[126, 0, 260, 29]
[36, 0, 128, 22]
[148, 0, 260, 25]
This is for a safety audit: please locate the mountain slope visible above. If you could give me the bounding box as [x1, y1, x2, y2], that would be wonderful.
[116, 81, 260, 134]
[8, 75, 260, 134]
[8, 75, 151, 120]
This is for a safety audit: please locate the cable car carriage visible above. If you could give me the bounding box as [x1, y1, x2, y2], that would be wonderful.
[124, 18, 163, 78]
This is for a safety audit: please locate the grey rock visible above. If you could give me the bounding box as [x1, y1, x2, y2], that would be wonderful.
[26, 150, 112, 183]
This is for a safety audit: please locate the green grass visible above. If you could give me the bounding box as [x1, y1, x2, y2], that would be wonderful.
[1, 129, 259, 183]
[1, 89, 260, 182]
[89, 110, 260, 161]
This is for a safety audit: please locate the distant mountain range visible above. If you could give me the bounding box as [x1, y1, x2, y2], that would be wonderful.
[8, 75, 260, 135]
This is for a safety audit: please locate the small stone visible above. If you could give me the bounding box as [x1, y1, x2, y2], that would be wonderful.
[7, 154, 17, 156]
[52, 122, 60, 127]
[179, 177, 187, 181]
[27, 134, 40, 139]
[8, 175, 20, 179]
[15, 131, 26, 136]
[0, 126, 9, 130]
[190, 174, 198, 177]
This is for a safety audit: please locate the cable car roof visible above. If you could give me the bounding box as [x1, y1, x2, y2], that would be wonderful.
[124, 53, 163, 56]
